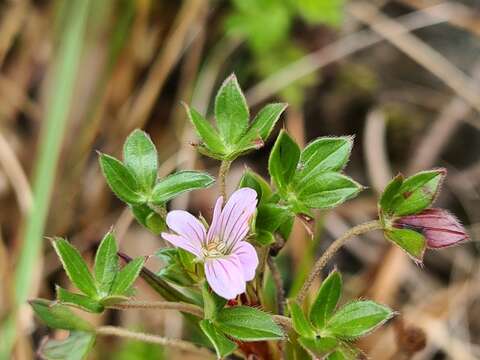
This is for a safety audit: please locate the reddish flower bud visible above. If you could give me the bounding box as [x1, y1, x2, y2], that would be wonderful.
[393, 208, 468, 249]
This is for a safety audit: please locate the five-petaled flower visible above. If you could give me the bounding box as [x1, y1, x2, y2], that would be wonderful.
[162, 188, 259, 299]
[394, 208, 468, 248]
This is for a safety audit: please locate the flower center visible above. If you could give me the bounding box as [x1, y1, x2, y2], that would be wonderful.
[202, 238, 226, 258]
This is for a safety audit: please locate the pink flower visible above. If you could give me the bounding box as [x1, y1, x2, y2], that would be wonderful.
[393, 208, 468, 248]
[161, 188, 259, 299]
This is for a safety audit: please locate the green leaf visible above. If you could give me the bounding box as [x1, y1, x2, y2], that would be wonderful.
[288, 300, 316, 338]
[379, 174, 404, 217]
[51, 238, 98, 299]
[110, 257, 145, 296]
[278, 215, 294, 240]
[202, 283, 227, 320]
[94, 231, 119, 295]
[184, 103, 226, 156]
[297, 137, 353, 182]
[385, 228, 426, 261]
[130, 204, 165, 234]
[150, 171, 214, 204]
[30, 299, 93, 332]
[98, 153, 144, 204]
[268, 130, 300, 191]
[295, 172, 362, 209]
[56, 287, 104, 313]
[239, 170, 272, 204]
[123, 129, 158, 193]
[391, 169, 446, 216]
[298, 337, 338, 358]
[256, 230, 276, 246]
[127, 253, 194, 303]
[214, 74, 249, 144]
[236, 103, 287, 151]
[310, 270, 342, 329]
[199, 320, 237, 358]
[156, 248, 196, 287]
[326, 300, 394, 339]
[39, 331, 95, 360]
[256, 203, 292, 233]
[215, 306, 284, 341]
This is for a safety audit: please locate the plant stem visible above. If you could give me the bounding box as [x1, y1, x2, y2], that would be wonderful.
[267, 256, 285, 315]
[108, 300, 203, 317]
[296, 220, 382, 304]
[218, 160, 231, 199]
[96, 326, 214, 357]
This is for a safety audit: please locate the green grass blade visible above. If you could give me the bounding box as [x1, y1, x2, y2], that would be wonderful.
[0, 0, 91, 356]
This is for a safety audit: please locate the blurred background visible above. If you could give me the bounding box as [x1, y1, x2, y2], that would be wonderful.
[0, 0, 479, 359]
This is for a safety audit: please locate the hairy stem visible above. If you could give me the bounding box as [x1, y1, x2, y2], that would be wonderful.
[267, 256, 285, 315]
[218, 160, 231, 199]
[108, 300, 204, 317]
[296, 220, 382, 304]
[96, 326, 213, 357]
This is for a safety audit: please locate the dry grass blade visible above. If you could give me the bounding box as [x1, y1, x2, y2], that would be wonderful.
[245, 4, 451, 105]
[121, 0, 206, 132]
[0, 132, 32, 214]
[348, 1, 480, 115]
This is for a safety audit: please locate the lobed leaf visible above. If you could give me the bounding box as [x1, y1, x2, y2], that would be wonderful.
[30, 299, 93, 332]
[214, 74, 249, 144]
[184, 103, 226, 156]
[288, 300, 316, 338]
[199, 320, 237, 358]
[94, 231, 119, 295]
[297, 136, 353, 182]
[56, 287, 104, 313]
[268, 130, 300, 191]
[123, 129, 158, 193]
[236, 103, 287, 152]
[150, 171, 214, 204]
[295, 172, 362, 209]
[110, 257, 145, 296]
[39, 331, 95, 360]
[310, 270, 342, 329]
[239, 170, 272, 204]
[325, 300, 394, 339]
[256, 203, 292, 233]
[215, 306, 284, 341]
[298, 337, 338, 359]
[51, 238, 98, 299]
[98, 153, 144, 204]
[130, 204, 165, 234]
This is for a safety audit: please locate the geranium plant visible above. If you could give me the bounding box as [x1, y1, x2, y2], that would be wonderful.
[31, 74, 468, 359]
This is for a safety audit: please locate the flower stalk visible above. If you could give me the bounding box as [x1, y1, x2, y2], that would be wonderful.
[296, 220, 383, 304]
[218, 160, 231, 199]
[96, 326, 214, 358]
[108, 300, 204, 317]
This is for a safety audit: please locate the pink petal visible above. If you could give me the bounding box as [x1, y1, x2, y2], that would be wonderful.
[161, 232, 202, 257]
[166, 210, 206, 245]
[204, 255, 246, 299]
[207, 196, 224, 242]
[218, 188, 257, 248]
[424, 228, 468, 248]
[394, 208, 468, 249]
[232, 241, 259, 281]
